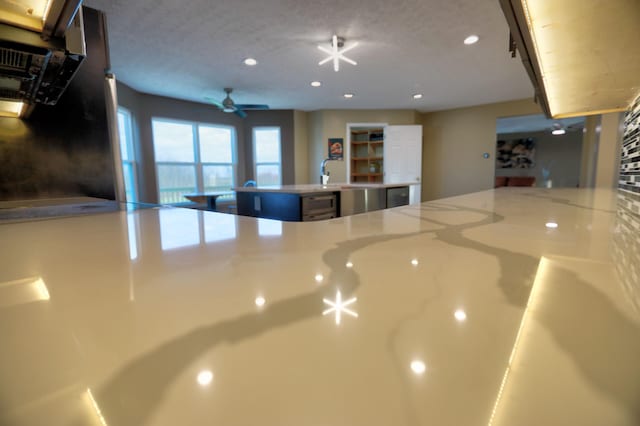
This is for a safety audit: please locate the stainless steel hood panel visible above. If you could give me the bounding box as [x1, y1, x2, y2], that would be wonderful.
[0, 5, 85, 107]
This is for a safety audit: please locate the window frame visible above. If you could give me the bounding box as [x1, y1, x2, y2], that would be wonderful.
[198, 123, 238, 194]
[151, 117, 237, 205]
[252, 126, 282, 186]
[117, 107, 138, 203]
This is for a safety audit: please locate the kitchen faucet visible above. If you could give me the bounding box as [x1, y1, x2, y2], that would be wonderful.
[320, 158, 332, 184]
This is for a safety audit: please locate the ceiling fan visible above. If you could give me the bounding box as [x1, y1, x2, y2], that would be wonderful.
[205, 88, 269, 118]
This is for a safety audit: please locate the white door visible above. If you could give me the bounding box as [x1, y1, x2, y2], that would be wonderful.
[384, 125, 422, 204]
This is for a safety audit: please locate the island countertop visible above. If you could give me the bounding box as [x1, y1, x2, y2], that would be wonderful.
[234, 182, 416, 193]
[0, 188, 638, 426]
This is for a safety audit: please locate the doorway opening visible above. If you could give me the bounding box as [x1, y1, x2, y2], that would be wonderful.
[495, 114, 585, 188]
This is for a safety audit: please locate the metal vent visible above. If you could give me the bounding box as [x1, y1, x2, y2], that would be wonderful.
[0, 47, 29, 72]
[0, 88, 21, 99]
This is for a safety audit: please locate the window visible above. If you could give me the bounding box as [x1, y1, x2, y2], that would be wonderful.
[117, 108, 137, 202]
[253, 127, 281, 185]
[152, 118, 236, 204]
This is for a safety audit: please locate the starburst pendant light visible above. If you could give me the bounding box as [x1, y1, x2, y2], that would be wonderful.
[318, 35, 358, 72]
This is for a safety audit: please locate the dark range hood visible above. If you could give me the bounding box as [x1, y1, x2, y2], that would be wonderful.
[0, 0, 85, 114]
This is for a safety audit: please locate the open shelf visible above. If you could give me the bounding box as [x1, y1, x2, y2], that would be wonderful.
[349, 125, 385, 184]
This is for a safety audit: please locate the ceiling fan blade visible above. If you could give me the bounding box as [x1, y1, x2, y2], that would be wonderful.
[234, 104, 270, 110]
[234, 109, 247, 118]
[204, 96, 224, 109]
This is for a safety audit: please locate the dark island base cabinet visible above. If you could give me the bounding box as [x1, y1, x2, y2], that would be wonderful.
[236, 192, 340, 222]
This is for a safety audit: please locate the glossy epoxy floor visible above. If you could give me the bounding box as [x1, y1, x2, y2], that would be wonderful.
[0, 188, 638, 425]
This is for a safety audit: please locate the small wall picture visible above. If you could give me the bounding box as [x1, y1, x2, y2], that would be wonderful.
[328, 138, 343, 160]
[496, 137, 535, 168]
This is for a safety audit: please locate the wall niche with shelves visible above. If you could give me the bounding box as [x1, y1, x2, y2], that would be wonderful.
[348, 126, 385, 183]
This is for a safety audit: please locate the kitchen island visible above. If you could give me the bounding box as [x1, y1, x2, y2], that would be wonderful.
[235, 183, 413, 221]
[0, 188, 638, 425]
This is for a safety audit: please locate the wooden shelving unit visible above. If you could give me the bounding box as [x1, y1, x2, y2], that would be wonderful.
[349, 127, 384, 183]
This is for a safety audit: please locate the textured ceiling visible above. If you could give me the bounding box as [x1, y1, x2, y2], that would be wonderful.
[84, 0, 534, 111]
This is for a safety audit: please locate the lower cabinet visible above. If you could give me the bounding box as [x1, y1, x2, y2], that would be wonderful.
[301, 194, 338, 221]
[236, 192, 338, 222]
[236, 186, 409, 222]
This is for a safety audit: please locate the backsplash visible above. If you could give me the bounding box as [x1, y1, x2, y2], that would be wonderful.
[619, 95, 640, 193]
[614, 94, 640, 315]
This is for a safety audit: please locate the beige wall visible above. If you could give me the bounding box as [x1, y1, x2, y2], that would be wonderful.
[421, 99, 542, 201]
[595, 112, 624, 188]
[293, 110, 309, 184]
[579, 115, 600, 188]
[117, 82, 295, 203]
[308, 109, 419, 184]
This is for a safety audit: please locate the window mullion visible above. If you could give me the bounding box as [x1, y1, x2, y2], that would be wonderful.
[194, 123, 204, 192]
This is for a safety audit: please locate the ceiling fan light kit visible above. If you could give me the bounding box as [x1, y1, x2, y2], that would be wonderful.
[205, 88, 270, 118]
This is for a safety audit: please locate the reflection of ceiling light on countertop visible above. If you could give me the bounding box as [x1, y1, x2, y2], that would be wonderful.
[454, 309, 467, 322]
[197, 370, 213, 386]
[464, 34, 479, 45]
[311, 81, 322, 87]
[413, 93, 423, 99]
[343, 93, 354, 99]
[322, 290, 358, 325]
[318, 35, 358, 72]
[243, 58, 257, 66]
[410, 360, 426, 375]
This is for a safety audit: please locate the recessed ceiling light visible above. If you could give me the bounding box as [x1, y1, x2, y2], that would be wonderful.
[411, 259, 419, 266]
[545, 222, 559, 229]
[315, 273, 324, 283]
[311, 81, 322, 87]
[413, 93, 423, 99]
[255, 296, 266, 307]
[343, 93, 354, 98]
[464, 35, 479, 45]
[243, 58, 257, 66]
[551, 129, 566, 135]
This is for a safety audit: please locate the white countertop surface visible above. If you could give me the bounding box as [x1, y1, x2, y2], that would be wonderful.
[0, 188, 638, 426]
[234, 183, 415, 193]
